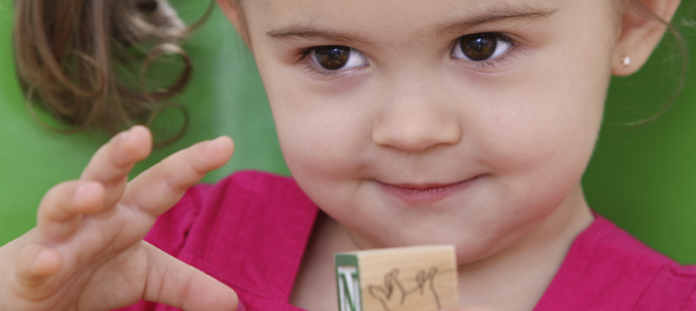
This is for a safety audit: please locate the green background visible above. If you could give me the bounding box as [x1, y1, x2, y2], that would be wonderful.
[1, 1, 695, 264]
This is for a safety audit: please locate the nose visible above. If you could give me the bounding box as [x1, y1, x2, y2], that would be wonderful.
[371, 85, 461, 152]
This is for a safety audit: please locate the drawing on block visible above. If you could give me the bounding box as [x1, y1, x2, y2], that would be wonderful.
[367, 267, 441, 311]
[335, 245, 458, 311]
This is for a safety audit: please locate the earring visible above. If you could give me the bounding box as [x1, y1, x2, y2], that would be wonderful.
[620, 55, 631, 67]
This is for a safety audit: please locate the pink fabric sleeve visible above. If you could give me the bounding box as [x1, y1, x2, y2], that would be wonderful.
[683, 267, 696, 311]
[113, 171, 318, 311]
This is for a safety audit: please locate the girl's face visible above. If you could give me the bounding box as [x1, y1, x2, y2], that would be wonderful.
[231, 0, 620, 262]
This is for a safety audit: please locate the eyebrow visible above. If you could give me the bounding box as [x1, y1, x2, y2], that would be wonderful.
[433, 4, 559, 37]
[265, 3, 559, 44]
[266, 24, 374, 46]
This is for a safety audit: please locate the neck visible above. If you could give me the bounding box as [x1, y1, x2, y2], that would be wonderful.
[290, 212, 359, 311]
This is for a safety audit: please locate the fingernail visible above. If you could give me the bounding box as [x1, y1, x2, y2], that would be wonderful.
[121, 128, 131, 140]
[112, 129, 129, 145]
[74, 182, 97, 200]
[205, 137, 222, 152]
[209, 136, 231, 149]
[75, 183, 88, 198]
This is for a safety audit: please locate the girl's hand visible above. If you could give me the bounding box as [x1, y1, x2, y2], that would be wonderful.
[0, 126, 238, 311]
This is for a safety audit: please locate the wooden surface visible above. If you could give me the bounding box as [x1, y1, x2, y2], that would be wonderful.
[336, 245, 458, 311]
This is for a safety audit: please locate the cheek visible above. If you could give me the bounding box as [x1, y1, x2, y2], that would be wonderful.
[254, 44, 375, 192]
[474, 29, 612, 180]
[481, 80, 605, 174]
[277, 113, 358, 176]
[266, 77, 372, 181]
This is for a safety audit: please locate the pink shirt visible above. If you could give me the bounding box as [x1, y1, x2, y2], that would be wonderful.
[118, 171, 696, 310]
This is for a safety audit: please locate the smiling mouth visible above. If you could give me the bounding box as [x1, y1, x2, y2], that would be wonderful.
[378, 176, 481, 205]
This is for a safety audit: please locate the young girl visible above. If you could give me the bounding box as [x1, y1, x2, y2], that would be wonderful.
[1, 0, 694, 310]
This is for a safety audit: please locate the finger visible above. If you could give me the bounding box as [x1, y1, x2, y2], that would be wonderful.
[141, 243, 238, 311]
[15, 242, 63, 290]
[81, 125, 152, 183]
[123, 136, 234, 218]
[37, 181, 105, 241]
[80, 125, 153, 205]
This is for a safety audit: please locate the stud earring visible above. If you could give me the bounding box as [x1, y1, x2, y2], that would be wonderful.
[620, 55, 631, 67]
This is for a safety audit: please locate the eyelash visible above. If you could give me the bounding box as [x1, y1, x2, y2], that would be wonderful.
[294, 32, 520, 78]
[294, 47, 362, 79]
[452, 33, 519, 72]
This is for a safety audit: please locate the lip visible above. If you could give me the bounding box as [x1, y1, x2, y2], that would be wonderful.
[378, 175, 481, 205]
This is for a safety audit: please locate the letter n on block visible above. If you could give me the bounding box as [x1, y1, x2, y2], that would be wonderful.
[336, 261, 362, 311]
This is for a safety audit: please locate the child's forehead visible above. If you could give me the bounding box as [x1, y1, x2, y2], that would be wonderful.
[245, 0, 572, 45]
[241, 0, 618, 42]
[249, 0, 564, 22]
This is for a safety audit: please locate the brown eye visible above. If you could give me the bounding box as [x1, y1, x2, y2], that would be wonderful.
[452, 33, 512, 62]
[310, 46, 368, 71]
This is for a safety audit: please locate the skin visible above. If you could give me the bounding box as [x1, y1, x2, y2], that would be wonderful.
[0, 0, 681, 310]
[0, 127, 239, 310]
[238, 0, 607, 309]
[220, 0, 680, 309]
[245, 0, 607, 261]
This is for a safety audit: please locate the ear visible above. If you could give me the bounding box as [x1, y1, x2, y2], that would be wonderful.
[215, 0, 252, 48]
[612, 0, 682, 76]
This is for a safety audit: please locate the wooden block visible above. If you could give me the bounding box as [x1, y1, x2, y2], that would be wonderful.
[335, 245, 458, 311]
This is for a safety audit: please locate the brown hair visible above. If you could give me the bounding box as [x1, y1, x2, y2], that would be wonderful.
[13, 0, 212, 145]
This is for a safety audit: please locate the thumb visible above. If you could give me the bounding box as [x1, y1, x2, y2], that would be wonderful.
[142, 242, 238, 310]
